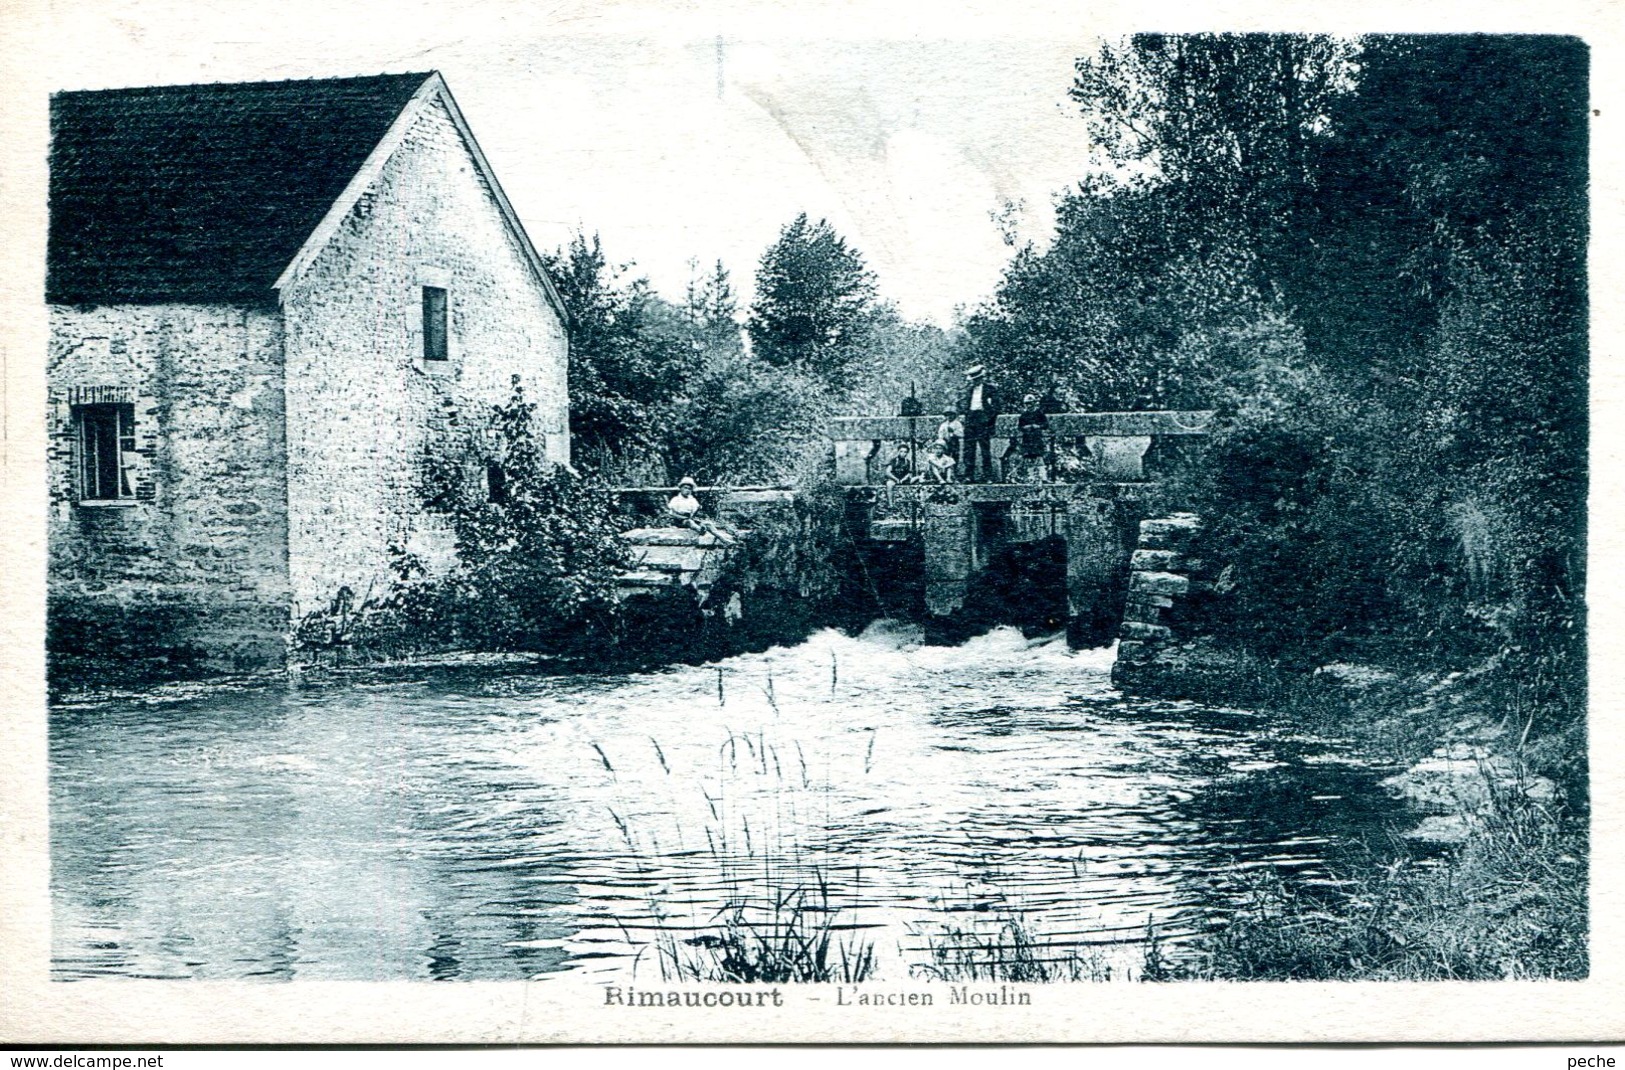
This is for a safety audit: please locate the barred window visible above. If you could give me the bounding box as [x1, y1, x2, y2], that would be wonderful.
[76, 403, 135, 501]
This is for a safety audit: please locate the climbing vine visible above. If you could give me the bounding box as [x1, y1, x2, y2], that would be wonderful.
[436, 377, 628, 652]
[297, 377, 628, 661]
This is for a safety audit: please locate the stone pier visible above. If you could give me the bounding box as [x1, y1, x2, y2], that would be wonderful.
[867, 482, 1142, 647]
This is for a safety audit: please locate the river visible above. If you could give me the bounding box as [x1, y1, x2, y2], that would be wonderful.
[50, 624, 1411, 982]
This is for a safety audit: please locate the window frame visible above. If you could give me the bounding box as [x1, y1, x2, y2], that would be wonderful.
[75, 402, 137, 504]
[422, 285, 449, 363]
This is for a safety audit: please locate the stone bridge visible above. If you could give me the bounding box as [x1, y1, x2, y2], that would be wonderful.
[605, 411, 1213, 651]
[831, 411, 1213, 646]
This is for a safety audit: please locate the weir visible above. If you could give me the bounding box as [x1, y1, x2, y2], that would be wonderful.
[606, 412, 1211, 650]
[832, 410, 1213, 647]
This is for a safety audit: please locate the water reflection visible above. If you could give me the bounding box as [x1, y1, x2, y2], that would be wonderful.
[52, 624, 1407, 981]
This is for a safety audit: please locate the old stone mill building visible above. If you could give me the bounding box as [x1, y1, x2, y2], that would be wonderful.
[47, 72, 570, 678]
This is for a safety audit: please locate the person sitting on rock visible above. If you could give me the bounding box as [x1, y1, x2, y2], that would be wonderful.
[667, 476, 737, 545]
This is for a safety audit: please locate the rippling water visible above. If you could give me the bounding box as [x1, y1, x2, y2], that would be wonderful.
[51, 624, 1409, 982]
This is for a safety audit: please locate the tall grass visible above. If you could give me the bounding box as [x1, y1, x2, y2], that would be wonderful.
[657, 876, 877, 984]
[911, 911, 1118, 982]
[599, 727, 878, 984]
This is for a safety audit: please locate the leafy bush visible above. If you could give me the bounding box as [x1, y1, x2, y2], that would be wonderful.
[663, 348, 832, 485]
[1175, 782, 1586, 981]
[1172, 316, 1400, 658]
[297, 378, 628, 662]
[439, 379, 628, 652]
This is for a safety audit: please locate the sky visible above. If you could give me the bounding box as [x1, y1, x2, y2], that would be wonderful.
[43, 0, 1104, 326]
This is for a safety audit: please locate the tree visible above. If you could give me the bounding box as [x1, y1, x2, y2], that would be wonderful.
[1071, 33, 1356, 286]
[986, 32, 1587, 698]
[844, 309, 964, 417]
[962, 179, 1266, 410]
[662, 352, 831, 485]
[747, 214, 879, 387]
[543, 233, 699, 472]
[685, 257, 741, 348]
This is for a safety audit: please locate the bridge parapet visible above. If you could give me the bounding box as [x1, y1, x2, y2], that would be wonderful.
[829, 410, 1213, 484]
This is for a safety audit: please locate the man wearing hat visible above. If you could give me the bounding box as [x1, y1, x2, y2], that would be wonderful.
[959, 364, 1001, 482]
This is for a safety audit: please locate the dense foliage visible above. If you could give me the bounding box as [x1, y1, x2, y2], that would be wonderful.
[294, 379, 628, 661]
[965, 35, 1587, 745]
[542, 233, 699, 475]
[552, 221, 958, 487]
[438, 378, 629, 651]
[511, 36, 1587, 727]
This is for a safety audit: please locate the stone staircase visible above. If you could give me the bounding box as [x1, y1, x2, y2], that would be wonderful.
[615, 527, 736, 598]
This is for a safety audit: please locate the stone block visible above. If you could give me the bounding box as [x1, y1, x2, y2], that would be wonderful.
[1129, 570, 1189, 596]
[1131, 548, 1181, 572]
[1115, 639, 1151, 663]
[620, 527, 710, 546]
[1126, 593, 1175, 609]
[1119, 620, 1172, 641]
[630, 545, 715, 573]
[1138, 514, 1201, 545]
[1122, 602, 1165, 625]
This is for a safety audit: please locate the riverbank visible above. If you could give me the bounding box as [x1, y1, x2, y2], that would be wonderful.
[1117, 637, 1588, 980]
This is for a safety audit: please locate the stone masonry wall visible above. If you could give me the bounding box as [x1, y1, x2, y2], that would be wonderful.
[280, 93, 570, 621]
[1111, 513, 1212, 687]
[47, 304, 291, 681]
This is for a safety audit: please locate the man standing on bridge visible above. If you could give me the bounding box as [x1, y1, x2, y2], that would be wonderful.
[960, 364, 1001, 482]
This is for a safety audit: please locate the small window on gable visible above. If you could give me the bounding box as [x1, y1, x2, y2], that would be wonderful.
[423, 286, 449, 362]
[486, 462, 508, 504]
[76, 403, 136, 501]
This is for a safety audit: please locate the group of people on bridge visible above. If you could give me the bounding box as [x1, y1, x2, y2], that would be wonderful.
[659, 363, 1098, 532]
[884, 364, 1086, 494]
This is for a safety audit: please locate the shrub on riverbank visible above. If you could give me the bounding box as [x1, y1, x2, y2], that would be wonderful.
[296, 380, 628, 664]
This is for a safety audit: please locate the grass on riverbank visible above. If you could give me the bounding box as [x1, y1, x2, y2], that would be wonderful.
[910, 912, 1119, 982]
[601, 729, 879, 985]
[1170, 781, 1586, 980]
[656, 877, 878, 984]
[1135, 643, 1589, 981]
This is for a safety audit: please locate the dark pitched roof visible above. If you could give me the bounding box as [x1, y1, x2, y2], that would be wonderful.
[49, 72, 434, 306]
